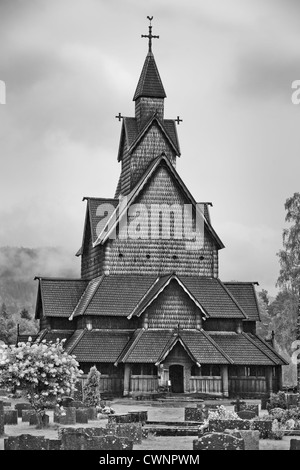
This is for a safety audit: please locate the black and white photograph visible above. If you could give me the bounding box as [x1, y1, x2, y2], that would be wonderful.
[0, 0, 300, 455]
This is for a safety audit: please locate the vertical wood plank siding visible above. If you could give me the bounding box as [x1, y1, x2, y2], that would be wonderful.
[229, 378, 267, 395]
[190, 377, 222, 394]
[130, 376, 158, 393]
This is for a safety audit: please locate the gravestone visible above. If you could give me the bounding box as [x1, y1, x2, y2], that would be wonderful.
[193, 432, 245, 450]
[59, 407, 76, 425]
[129, 410, 148, 424]
[60, 428, 87, 450]
[185, 407, 204, 422]
[251, 420, 272, 439]
[21, 409, 36, 422]
[76, 408, 88, 424]
[229, 430, 260, 451]
[87, 407, 98, 420]
[237, 410, 256, 420]
[85, 435, 133, 450]
[208, 419, 251, 433]
[106, 422, 143, 444]
[4, 409, 18, 425]
[261, 395, 269, 410]
[71, 400, 85, 409]
[61, 396, 74, 408]
[49, 439, 62, 451]
[286, 394, 299, 408]
[4, 434, 50, 450]
[290, 439, 300, 450]
[107, 413, 132, 424]
[0, 401, 4, 437]
[29, 413, 49, 427]
[15, 402, 33, 418]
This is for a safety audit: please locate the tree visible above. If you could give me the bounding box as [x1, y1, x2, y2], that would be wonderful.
[0, 303, 16, 344]
[20, 308, 31, 320]
[277, 192, 300, 293]
[83, 365, 101, 407]
[277, 192, 300, 391]
[0, 338, 83, 428]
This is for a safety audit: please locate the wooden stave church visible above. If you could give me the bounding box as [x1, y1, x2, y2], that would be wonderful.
[32, 21, 287, 398]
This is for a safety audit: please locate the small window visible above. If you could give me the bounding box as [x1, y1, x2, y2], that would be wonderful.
[118, 253, 124, 258]
[172, 255, 178, 260]
[146, 254, 151, 259]
[132, 364, 142, 375]
[201, 364, 211, 376]
[191, 364, 201, 376]
[211, 365, 221, 376]
[199, 256, 205, 261]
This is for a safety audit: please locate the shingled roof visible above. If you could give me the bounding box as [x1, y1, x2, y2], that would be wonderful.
[95, 154, 224, 250]
[70, 274, 157, 318]
[209, 332, 287, 365]
[68, 330, 133, 362]
[35, 278, 88, 318]
[133, 52, 166, 100]
[117, 116, 180, 162]
[224, 282, 261, 322]
[180, 277, 247, 319]
[116, 328, 231, 365]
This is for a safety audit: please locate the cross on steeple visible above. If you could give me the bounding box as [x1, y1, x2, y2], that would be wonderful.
[115, 112, 123, 122]
[175, 116, 183, 125]
[141, 16, 159, 54]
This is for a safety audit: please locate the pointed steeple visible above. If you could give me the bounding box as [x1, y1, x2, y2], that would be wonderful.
[133, 17, 166, 128]
[133, 52, 166, 101]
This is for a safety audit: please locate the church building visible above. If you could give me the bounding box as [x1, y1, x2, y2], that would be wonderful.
[33, 19, 287, 398]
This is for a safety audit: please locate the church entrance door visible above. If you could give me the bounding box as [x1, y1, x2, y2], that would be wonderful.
[169, 364, 184, 393]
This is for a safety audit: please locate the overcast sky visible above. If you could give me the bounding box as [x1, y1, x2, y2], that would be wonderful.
[0, 0, 300, 296]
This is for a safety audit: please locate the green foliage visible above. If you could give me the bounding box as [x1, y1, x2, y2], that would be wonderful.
[83, 365, 101, 407]
[267, 391, 287, 411]
[0, 338, 83, 422]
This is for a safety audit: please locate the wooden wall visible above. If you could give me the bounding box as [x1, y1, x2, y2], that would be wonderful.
[98, 164, 219, 277]
[135, 97, 164, 128]
[162, 342, 194, 393]
[144, 279, 200, 329]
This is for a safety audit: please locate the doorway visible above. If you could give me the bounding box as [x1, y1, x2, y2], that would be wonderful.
[169, 364, 184, 393]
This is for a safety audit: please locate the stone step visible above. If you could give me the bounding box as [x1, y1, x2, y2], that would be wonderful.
[144, 424, 199, 436]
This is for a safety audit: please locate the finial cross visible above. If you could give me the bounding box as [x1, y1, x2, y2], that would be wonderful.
[175, 116, 183, 125]
[141, 16, 159, 53]
[115, 112, 123, 122]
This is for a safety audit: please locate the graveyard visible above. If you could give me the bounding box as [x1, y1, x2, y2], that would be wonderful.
[1, 391, 300, 451]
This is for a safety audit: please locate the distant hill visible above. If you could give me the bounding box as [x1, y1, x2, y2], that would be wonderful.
[0, 246, 79, 316]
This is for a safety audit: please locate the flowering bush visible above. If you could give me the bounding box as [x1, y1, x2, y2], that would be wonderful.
[267, 391, 287, 411]
[208, 405, 240, 420]
[0, 338, 83, 427]
[270, 419, 285, 440]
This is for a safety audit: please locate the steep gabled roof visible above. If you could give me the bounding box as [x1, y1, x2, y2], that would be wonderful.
[34, 278, 88, 319]
[133, 52, 166, 100]
[117, 115, 180, 162]
[224, 282, 261, 322]
[94, 154, 224, 250]
[128, 273, 207, 319]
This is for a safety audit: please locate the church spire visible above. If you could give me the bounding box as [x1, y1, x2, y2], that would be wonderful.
[133, 17, 166, 102]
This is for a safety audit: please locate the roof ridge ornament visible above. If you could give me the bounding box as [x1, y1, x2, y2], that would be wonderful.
[141, 16, 159, 54]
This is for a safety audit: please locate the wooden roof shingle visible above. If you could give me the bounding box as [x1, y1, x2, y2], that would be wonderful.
[133, 52, 166, 101]
[224, 282, 261, 322]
